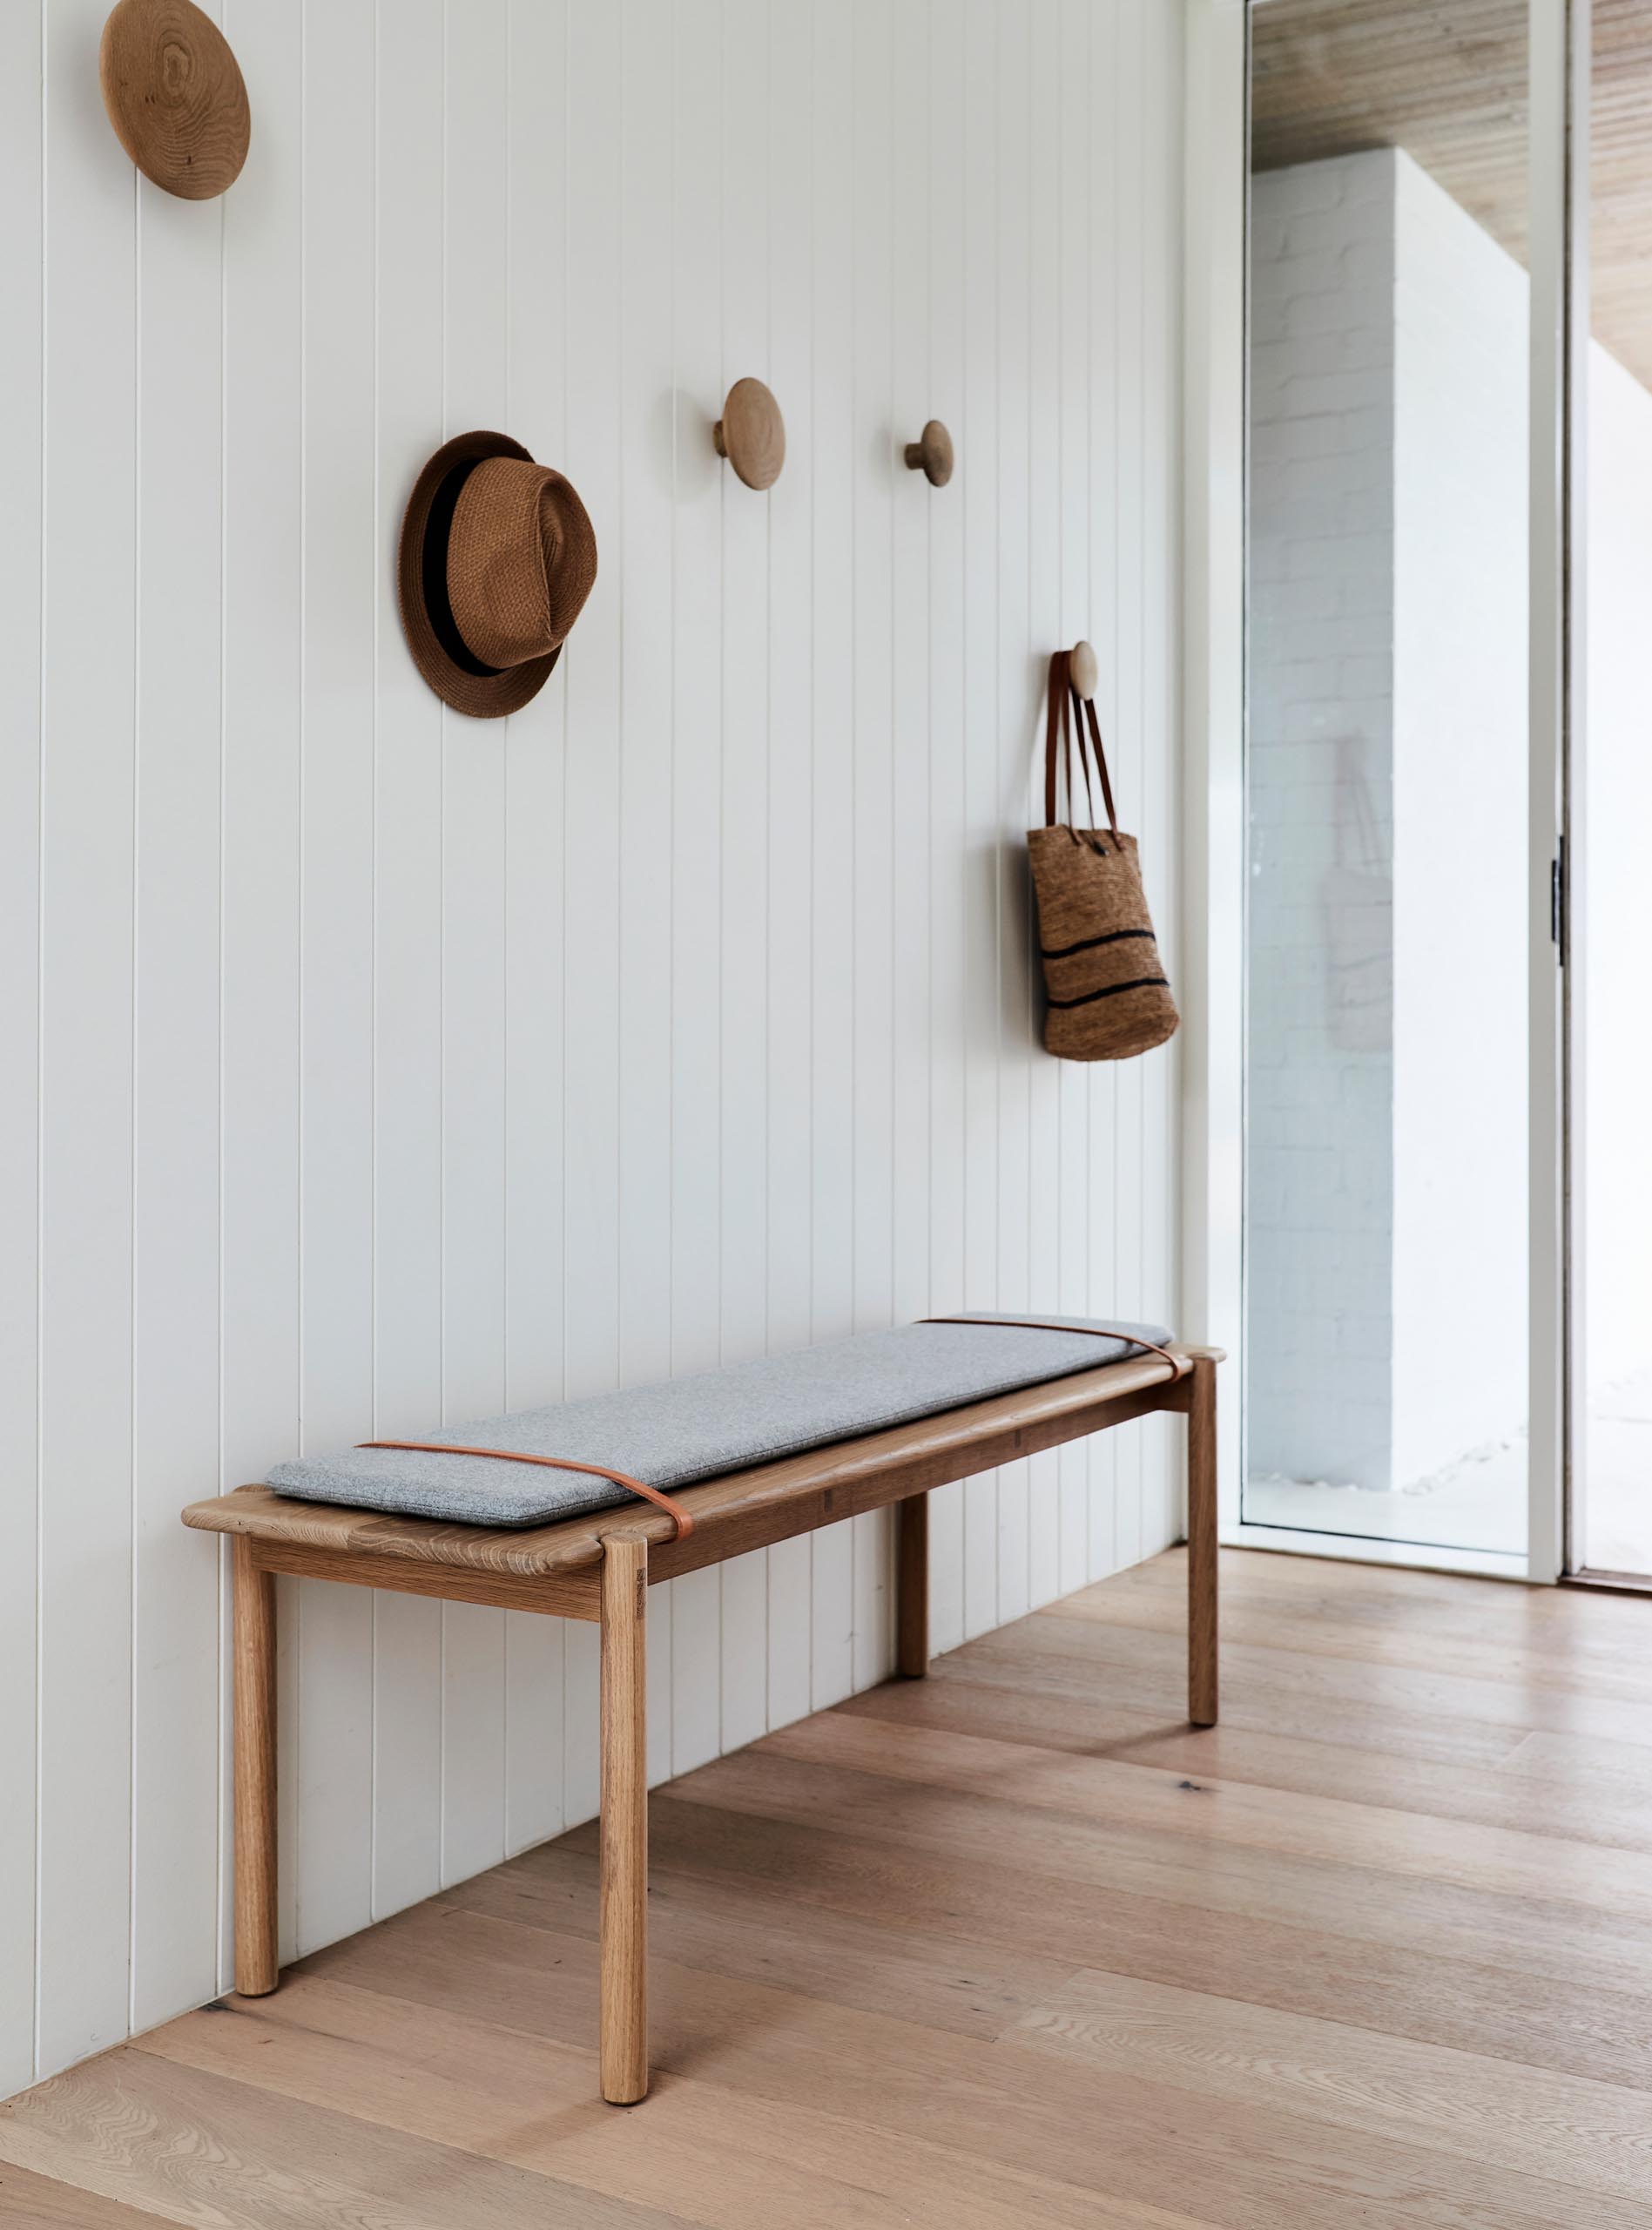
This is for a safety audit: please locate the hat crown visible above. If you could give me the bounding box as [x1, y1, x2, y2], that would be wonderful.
[446, 456, 598, 672]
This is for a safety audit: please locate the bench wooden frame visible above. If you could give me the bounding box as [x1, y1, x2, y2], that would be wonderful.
[183, 1344, 1221, 2105]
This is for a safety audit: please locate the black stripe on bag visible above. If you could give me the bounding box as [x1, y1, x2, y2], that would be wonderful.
[1046, 975, 1170, 1010]
[1042, 925, 1156, 961]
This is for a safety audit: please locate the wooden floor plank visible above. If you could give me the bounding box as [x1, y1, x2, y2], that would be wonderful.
[283, 1905, 1642, 2230]
[964, 1605, 1652, 1751]
[1049, 1579, 1652, 1703]
[839, 1663, 1652, 1851]
[914, 1612, 1539, 1768]
[623, 1794, 1652, 2091]
[0, 2048, 687, 2230]
[756, 1708, 1652, 1919]
[8, 1548, 1652, 2227]
[135, 1977, 1190, 2230]
[1008, 1967, 1652, 2204]
[0, 2159, 178, 2228]
[1501, 1724, 1652, 1793]
[667, 1741, 1652, 1998]
[435, 1841, 1081, 2041]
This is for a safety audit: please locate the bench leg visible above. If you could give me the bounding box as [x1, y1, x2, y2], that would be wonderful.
[232, 1537, 280, 1997]
[1187, 1355, 1219, 1727]
[600, 1536, 649, 2104]
[896, 1493, 929, 1678]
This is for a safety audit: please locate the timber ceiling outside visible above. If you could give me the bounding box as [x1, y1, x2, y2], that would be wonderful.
[1251, 0, 1652, 391]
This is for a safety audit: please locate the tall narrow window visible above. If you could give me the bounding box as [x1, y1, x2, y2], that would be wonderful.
[1244, 1, 1530, 1563]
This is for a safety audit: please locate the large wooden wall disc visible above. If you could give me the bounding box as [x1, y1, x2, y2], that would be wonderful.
[100, 0, 251, 201]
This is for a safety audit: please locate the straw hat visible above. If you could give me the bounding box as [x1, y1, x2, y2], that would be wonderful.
[398, 431, 598, 719]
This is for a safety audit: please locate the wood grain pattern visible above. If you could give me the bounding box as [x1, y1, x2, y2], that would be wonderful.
[1009, 1966, 1652, 2205]
[907, 1605, 1637, 1776]
[441, 1841, 1082, 2044]
[896, 1491, 930, 1676]
[99, 0, 250, 200]
[1253, 0, 1652, 389]
[1055, 1565, 1652, 1700]
[274, 1900, 1652, 2230]
[0, 2048, 684, 2230]
[140, 1973, 1181, 2230]
[1185, 1355, 1217, 1726]
[753, 1708, 1652, 1922]
[615, 1791, 1652, 2092]
[1015, 1597, 1652, 1754]
[839, 1653, 1652, 1855]
[231, 1542, 278, 1997]
[599, 1538, 649, 2105]
[0, 2159, 167, 2227]
[1003, 1980, 1652, 2203]
[11, 1549, 1652, 2226]
[903, 419, 954, 486]
[712, 375, 786, 489]
[251, 1540, 600, 1621]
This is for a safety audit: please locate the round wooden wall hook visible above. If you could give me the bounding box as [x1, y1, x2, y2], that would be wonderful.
[713, 377, 786, 490]
[903, 420, 954, 487]
[100, 0, 251, 201]
[1069, 640, 1099, 700]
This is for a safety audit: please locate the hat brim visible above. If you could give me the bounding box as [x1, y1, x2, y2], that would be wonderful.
[397, 430, 562, 720]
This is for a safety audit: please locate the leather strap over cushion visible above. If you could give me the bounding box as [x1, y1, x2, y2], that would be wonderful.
[265, 1314, 1178, 1530]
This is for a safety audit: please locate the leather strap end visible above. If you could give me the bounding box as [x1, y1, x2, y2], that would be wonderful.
[916, 1318, 1189, 1381]
[355, 1441, 695, 1541]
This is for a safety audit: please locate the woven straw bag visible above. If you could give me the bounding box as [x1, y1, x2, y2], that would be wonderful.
[1028, 650, 1179, 1062]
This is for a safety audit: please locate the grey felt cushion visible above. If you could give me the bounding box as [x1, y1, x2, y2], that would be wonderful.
[266, 1313, 1175, 1528]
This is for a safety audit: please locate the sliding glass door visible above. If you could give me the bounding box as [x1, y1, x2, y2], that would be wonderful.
[1242, 0, 1535, 1564]
[1573, 1, 1652, 1580]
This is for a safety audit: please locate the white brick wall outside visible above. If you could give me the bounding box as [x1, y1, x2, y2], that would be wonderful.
[1583, 347, 1652, 1398]
[1249, 152, 1397, 1490]
[1248, 148, 1532, 1498]
[1389, 152, 1527, 1488]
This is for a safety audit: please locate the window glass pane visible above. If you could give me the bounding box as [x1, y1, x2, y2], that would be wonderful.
[1579, 6, 1652, 1577]
[1244, 1, 1529, 1560]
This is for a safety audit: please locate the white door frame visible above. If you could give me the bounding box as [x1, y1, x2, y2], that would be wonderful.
[1179, 0, 1574, 1583]
[1179, 0, 1246, 1539]
[1527, 0, 1581, 1585]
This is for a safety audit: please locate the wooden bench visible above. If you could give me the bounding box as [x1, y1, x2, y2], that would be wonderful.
[183, 1342, 1221, 2105]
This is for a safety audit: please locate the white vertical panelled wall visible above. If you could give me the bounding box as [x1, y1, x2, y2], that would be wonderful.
[0, 0, 1185, 2091]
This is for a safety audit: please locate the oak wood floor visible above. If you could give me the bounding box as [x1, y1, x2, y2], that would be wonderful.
[6, 1547, 1652, 2228]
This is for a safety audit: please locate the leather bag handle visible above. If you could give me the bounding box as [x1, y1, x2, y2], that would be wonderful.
[1043, 650, 1119, 840]
[1078, 690, 1121, 840]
